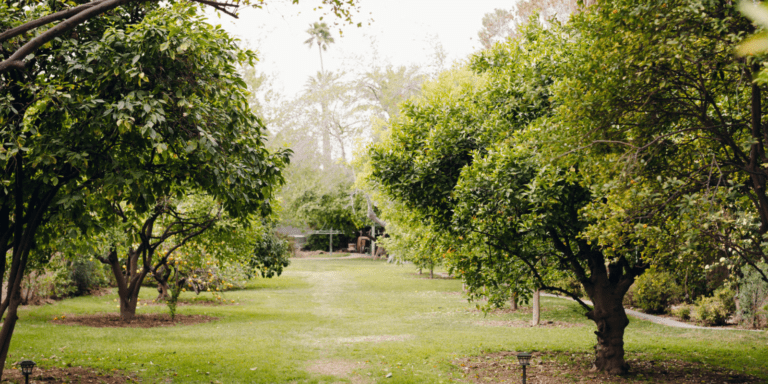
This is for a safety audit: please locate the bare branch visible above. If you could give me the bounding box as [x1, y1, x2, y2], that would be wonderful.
[0, 0, 132, 74]
[366, 195, 387, 227]
[0, 0, 110, 44]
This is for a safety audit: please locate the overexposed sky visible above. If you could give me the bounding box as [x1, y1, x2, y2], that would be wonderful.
[208, 0, 516, 97]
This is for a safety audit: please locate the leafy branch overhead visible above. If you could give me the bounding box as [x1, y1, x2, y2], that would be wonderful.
[0, 0, 361, 74]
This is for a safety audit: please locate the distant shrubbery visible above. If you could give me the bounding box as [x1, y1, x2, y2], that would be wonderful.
[737, 264, 768, 329]
[671, 304, 692, 320]
[626, 269, 682, 314]
[21, 256, 112, 305]
[693, 287, 736, 326]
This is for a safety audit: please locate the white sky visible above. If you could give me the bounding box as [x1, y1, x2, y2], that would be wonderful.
[208, 0, 516, 97]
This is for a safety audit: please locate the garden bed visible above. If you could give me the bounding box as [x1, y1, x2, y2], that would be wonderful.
[454, 351, 763, 383]
[1, 366, 137, 383]
[50, 313, 216, 328]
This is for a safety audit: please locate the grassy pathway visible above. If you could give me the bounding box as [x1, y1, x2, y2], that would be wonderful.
[9, 259, 768, 383]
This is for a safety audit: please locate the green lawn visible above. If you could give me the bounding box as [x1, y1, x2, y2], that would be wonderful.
[9, 259, 768, 383]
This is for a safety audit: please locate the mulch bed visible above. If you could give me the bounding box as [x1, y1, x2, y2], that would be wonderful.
[144, 299, 238, 307]
[51, 313, 216, 328]
[453, 351, 763, 383]
[1, 366, 137, 383]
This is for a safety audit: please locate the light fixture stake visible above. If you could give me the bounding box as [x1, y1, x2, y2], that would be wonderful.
[20, 360, 35, 384]
[516, 352, 532, 384]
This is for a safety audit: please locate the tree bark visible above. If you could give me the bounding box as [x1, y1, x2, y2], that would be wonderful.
[154, 266, 172, 301]
[511, 292, 518, 311]
[585, 286, 630, 374]
[102, 248, 146, 322]
[531, 290, 540, 326]
[0, 293, 22, 372]
[119, 295, 138, 321]
[156, 281, 170, 301]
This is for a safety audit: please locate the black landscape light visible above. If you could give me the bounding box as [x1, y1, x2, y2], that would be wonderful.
[20, 360, 35, 384]
[516, 352, 532, 384]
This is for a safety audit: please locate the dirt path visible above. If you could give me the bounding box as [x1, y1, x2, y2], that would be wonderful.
[542, 293, 763, 331]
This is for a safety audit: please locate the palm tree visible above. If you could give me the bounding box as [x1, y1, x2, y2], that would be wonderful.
[304, 22, 335, 73]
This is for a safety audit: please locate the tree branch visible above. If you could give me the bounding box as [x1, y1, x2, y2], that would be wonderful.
[0, 0, 110, 44]
[0, 0, 132, 74]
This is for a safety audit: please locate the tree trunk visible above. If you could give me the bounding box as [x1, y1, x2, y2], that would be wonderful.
[102, 249, 146, 322]
[156, 281, 170, 301]
[153, 266, 172, 301]
[586, 289, 630, 374]
[322, 104, 332, 166]
[511, 292, 518, 310]
[430, 264, 434, 279]
[531, 290, 540, 326]
[318, 45, 324, 73]
[119, 295, 138, 321]
[0, 288, 23, 377]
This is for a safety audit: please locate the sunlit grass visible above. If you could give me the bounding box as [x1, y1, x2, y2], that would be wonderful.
[9, 259, 768, 383]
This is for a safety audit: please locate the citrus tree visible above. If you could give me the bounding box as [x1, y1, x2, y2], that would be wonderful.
[549, 0, 768, 286]
[368, 22, 646, 374]
[0, 2, 288, 377]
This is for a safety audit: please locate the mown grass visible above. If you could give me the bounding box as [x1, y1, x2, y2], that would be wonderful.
[8, 259, 768, 383]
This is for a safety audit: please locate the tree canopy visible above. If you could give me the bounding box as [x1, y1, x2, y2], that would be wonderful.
[366, 0, 768, 375]
[0, 2, 289, 378]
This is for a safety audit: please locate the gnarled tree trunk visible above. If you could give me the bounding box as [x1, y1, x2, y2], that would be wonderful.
[577, 248, 638, 375]
[153, 265, 173, 301]
[586, 287, 630, 374]
[156, 280, 170, 301]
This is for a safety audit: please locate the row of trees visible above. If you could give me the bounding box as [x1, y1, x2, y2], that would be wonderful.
[365, 0, 768, 375]
[0, 0, 361, 379]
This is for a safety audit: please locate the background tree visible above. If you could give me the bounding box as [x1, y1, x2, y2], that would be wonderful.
[304, 21, 336, 73]
[476, 0, 582, 49]
[97, 193, 222, 321]
[477, 9, 516, 49]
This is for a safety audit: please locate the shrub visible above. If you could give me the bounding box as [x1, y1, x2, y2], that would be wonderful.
[694, 287, 736, 326]
[737, 263, 768, 329]
[631, 269, 682, 314]
[68, 258, 110, 296]
[250, 230, 291, 278]
[671, 304, 693, 320]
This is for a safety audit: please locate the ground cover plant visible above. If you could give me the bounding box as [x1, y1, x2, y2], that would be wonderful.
[7, 259, 768, 383]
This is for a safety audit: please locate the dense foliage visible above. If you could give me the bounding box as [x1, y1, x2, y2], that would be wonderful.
[0, 1, 289, 378]
[366, 0, 768, 374]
